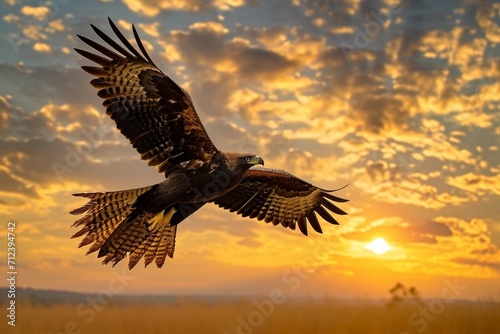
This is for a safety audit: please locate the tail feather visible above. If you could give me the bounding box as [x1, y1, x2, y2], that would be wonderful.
[70, 186, 152, 254]
[71, 187, 204, 269]
[103, 207, 178, 269]
[100, 211, 150, 266]
[144, 208, 177, 268]
[154, 225, 177, 268]
[126, 212, 176, 269]
[71, 188, 151, 217]
[70, 185, 156, 266]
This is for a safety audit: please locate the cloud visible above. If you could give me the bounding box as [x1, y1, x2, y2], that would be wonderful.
[351, 96, 408, 134]
[451, 35, 487, 68]
[237, 47, 299, 80]
[0, 63, 95, 112]
[435, 217, 500, 273]
[342, 215, 500, 275]
[353, 160, 471, 209]
[122, 0, 248, 16]
[33, 42, 52, 53]
[0, 168, 38, 198]
[168, 21, 300, 82]
[152, 21, 313, 130]
[0, 97, 148, 195]
[453, 258, 500, 271]
[137, 22, 160, 38]
[22, 24, 47, 41]
[47, 19, 66, 33]
[190, 21, 229, 35]
[0, 96, 11, 131]
[342, 217, 453, 244]
[447, 173, 500, 196]
[3, 13, 20, 24]
[20, 5, 50, 21]
[476, 4, 500, 44]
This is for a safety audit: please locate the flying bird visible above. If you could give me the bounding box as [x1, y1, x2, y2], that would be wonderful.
[71, 18, 348, 269]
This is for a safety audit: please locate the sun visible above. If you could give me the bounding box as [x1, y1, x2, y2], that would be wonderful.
[365, 238, 392, 255]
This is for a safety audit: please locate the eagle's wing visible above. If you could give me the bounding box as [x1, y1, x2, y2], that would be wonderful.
[213, 166, 348, 236]
[75, 18, 218, 175]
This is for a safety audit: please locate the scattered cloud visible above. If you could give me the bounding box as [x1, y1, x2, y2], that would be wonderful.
[47, 19, 66, 33]
[137, 21, 160, 37]
[122, 0, 248, 16]
[20, 5, 50, 21]
[33, 42, 52, 53]
[447, 173, 500, 196]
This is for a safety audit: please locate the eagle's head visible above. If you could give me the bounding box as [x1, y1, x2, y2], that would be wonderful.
[241, 154, 265, 166]
[224, 152, 264, 172]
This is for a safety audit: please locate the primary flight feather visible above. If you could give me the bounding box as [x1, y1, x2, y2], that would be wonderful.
[71, 18, 348, 269]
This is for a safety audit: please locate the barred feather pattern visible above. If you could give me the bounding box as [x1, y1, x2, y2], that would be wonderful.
[74, 18, 218, 176]
[70, 186, 177, 268]
[128, 213, 177, 270]
[213, 166, 348, 236]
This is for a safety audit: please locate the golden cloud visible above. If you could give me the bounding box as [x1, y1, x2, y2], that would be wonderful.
[47, 19, 66, 33]
[447, 173, 500, 196]
[353, 160, 471, 209]
[0, 96, 11, 132]
[22, 24, 47, 41]
[476, 4, 500, 44]
[33, 42, 52, 53]
[189, 21, 229, 35]
[20, 5, 50, 21]
[137, 22, 160, 38]
[123, 0, 247, 16]
[3, 13, 19, 23]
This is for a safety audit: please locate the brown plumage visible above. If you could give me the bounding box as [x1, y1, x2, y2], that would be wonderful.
[71, 18, 348, 270]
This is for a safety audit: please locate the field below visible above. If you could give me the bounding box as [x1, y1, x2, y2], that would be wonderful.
[2, 297, 499, 334]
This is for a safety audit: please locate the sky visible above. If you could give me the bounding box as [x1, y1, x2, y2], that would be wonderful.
[0, 0, 499, 301]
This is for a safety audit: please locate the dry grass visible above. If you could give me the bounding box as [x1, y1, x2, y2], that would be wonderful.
[3, 298, 500, 334]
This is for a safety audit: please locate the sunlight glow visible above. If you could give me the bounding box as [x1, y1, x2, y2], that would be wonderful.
[365, 238, 392, 255]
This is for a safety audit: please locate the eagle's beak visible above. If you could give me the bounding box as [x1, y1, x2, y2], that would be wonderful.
[256, 156, 264, 166]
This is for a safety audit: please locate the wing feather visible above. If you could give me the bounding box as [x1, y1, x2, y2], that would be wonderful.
[213, 166, 347, 236]
[132, 24, 157, 66]
[74, 48, 112, 67]
[75, 18, 218, 175]
[77, 34, 124, 62]
[108, 17, 146, 61]
[90, 23, 135, 59]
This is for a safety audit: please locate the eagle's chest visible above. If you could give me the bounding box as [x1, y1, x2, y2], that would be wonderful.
[185, 167, 247, 202]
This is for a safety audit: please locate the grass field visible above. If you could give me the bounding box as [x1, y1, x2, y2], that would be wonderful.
[3, 297, 500, 334]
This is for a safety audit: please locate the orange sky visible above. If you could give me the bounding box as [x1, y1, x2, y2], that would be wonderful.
[0, 0, 499, 300]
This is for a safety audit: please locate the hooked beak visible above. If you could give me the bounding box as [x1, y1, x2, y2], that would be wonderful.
[255, 156, 264, 166]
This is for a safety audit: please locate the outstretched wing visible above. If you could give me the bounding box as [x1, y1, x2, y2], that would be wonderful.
[75, 18, 218, 175]
[213, 166, 348, 236]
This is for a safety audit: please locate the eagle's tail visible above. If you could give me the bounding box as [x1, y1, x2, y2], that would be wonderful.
[70, 185, 178, 269]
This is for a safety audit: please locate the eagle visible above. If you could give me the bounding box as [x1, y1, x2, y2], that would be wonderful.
[70, 18, 348, 270]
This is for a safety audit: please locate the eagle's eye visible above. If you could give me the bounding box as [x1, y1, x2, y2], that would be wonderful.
[245, 156, 252, 162]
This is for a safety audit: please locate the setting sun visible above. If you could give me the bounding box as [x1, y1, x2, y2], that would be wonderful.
[365, 238, 392, 255]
